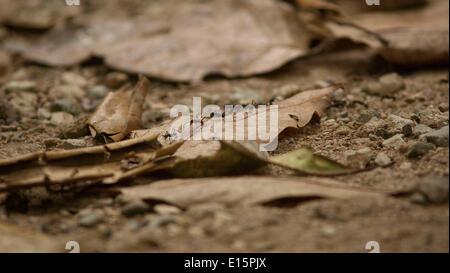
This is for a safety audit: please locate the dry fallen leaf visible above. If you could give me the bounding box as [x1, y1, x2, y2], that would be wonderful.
[23, 0, 311, 82]
[114, 176, 394, 208]
[347, 0, 449, 66]
[22, 19, 169, 66]
[131, 85, 340, 151]
[88, 75, 149, 142]
[0, 133, 183, 191]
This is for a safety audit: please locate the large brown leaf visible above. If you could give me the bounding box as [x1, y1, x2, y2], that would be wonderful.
[23, 0, 311, 82]
[347, 0, 449, 66]
[22, 20, 169, 67]
[114, 176, 394, 208]
[88, 75, 149, 142]
[131, 85, 340, 150]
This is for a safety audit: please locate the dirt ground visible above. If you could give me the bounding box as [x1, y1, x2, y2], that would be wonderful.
[0, 1, 448, 253]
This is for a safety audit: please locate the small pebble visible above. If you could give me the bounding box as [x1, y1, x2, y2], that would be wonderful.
[375, 152, 392, 166]
[147, 215, 177, 228]
[230, 89, 262, 105]
[417, 106, 449, 128]
[50, 112, 75, 126]
[414, 175, 449, 204]
[61, 72, 88, 88]
[121, 200, 150, 217]
[154, 204, 181, 215]
[367, 73, 405, 96]
[88, 85, 109, 99]
[412, 124, 434, 138]
[357, 110, 381, 123]
[78, 210, 104, 227]
[51, 99, 81, 115]
[406, 142, 435, 158]
[382, 134, 406, 149]
[420, 126, 449, 147]
[343, 147, 373, 169]
[105, 72, 129, 89]
[4, 81, 36, 93]
[387, 114, 415, 136]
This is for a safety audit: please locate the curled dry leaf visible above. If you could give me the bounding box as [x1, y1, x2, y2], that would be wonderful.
[0, 133, 183, 191]
[269, 148, 352, 176]
[113, 176, 395, 208]
[88, 75, 149, 142]
[348, 0, 449, 66]
[23, 0, 311, 82]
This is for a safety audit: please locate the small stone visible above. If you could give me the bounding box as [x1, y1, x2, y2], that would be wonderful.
[230, 89, 262, 105]
[57, 139, 92, 149]
[0, 99, 19, 124]
[382, 134, 406, 148]
[0, 51, 11, 75]
[399, 162, 412, 170]
[367, 73, 405, 96]
[61, 72, 88, 88]
[50, 99, 81, 115]
[78, 210, 104, 227]
[322, 119, 339, 129]
[357, 110, 381, 123]
[438, 103, 449, 112]
[375, 152, 392, 166]
[359, 117, 389, 138]
[406, 142, 435, 158]
[343, 147, 373, 169]
[420, 126, 449, 147]
[59, 116, 89, 139]
[147, 215, 177, 228]
[335, 126, 351, 136]
[127, 220, 142, 231]
[417, 106, 449, 128]
[415, 176, 449, 204]
[154, 204, 181, 215]
[50, 112, 75, 126]
[4, 81, 36, 93]
[321, 226, 336, 238]
[59, 209, 71, 217]
[49, 85, 86, 102]
[273, 84, 301, 99]
[37, 108, 51, 120]
[409, 192, 428, 205]
[187, 202, 226, 217]
[201, 93, 221, 104]
[88, 85, 109, 99]
[95, 198, 114, 207]
[9, 92, 38, 116]
[412, 124, 434, 138]
[142, 110, 165, 123]
[315, 80, 334, 88]
[105, 72, 129, 89]
[121, 200, 150, 217]
[387, 114, 415, 136]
